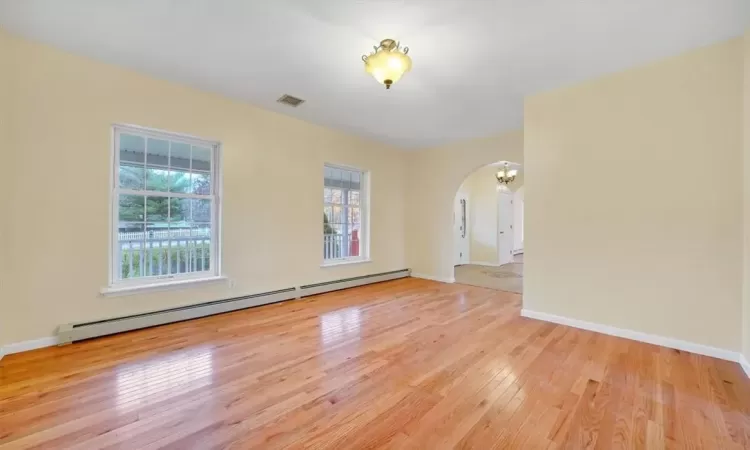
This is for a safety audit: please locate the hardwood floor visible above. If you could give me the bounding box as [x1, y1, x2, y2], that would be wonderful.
[1, 278, 749, 449]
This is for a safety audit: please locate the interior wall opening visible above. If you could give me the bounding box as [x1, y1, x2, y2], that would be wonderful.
[452, 161, 524, 293]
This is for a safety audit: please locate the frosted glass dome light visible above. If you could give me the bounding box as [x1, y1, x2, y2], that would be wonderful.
[362, 39, 412, 89]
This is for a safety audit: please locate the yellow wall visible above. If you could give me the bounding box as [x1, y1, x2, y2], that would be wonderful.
[0, 32, 408, 346]
[405, 131, 523, 281]
[525, 38, 744, 351]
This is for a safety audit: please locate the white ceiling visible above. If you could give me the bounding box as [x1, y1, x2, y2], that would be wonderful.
[0, 1, 747, 149]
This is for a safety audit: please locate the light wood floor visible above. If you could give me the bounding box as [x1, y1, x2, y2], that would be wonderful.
[1, 278, 749, 449]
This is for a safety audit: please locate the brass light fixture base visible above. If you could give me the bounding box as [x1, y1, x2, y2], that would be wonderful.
[379, 39, 398, 51]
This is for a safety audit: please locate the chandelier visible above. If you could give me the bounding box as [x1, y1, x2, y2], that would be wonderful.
[362, 39, 412, 89]
[496, 163, 518, 186]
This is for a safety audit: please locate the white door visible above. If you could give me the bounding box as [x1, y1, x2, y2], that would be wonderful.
[498, 191, 514, 265]
[454, 195, 470, 265]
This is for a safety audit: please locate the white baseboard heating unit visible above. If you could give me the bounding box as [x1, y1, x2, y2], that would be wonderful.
[57, 269, 410, 345]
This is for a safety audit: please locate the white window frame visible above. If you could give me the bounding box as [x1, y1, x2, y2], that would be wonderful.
[322, 163, 370, 267]
[106, 124, 223, 292]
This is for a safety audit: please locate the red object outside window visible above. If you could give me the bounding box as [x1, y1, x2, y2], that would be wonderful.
[350, 230, 359, 257]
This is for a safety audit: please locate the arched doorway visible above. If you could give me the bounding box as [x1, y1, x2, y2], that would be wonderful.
[451, 161, 524, 293]
[405, 129, 523, 283]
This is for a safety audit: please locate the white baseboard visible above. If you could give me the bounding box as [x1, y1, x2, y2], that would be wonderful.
[411, 273, 455, 284]
[469, 261, 501, 267]
[740, 354, 750, 379]
[520, 309, 739, 363]
[2, 336, 59, 357]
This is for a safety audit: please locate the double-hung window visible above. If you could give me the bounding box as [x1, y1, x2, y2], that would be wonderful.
[110, 125, 221, 289]
[323, 164, 368, 264]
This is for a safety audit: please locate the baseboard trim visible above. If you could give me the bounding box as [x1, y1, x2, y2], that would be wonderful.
[3, 336, 60, 357]
[411, 273, 455, 284]
[520, 309, 738, 363]
[468, 261, 501, 267]
[740, 354, 750, 379]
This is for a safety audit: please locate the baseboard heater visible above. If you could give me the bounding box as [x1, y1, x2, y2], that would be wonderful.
[298, 269, 409, 296]
[57, 269, 410, 345]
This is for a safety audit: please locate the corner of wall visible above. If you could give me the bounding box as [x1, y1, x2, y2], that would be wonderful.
[741, 353, 750, 379]
[403, 129, 523, 282]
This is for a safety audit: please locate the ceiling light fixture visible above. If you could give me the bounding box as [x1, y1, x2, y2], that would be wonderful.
[362, 39, 412, 89]
[496, 163, 518, 186]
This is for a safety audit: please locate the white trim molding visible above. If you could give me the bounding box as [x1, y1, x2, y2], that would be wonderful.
[520, 309, 739, 363]
[3, 336, 60, 356]
[109, 124, 223, 291]
[321, 258, 372, 268]
[740, 354, 750, 379]
[468, 261, 502, 267]
[101, 275, 229, 297]
[411, 273, 455, 284]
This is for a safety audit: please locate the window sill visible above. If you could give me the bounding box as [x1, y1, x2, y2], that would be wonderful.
[101, 276, 228, 297]
[321, 258, 372, 268]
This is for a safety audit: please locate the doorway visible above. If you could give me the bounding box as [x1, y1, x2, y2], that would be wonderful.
[452, 161, 523, 293]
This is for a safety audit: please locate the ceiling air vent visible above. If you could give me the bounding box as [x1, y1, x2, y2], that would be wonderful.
[277, 94, 305, 107]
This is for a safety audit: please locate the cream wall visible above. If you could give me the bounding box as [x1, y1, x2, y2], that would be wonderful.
[525, 39, 744, 351]
[406, 131, 523, 281]
[467, 166, 500, 265]
[1, 32, 408, 346]
[0, 30, 11, 348]
[513, 187, 524, 253]
[743, 30, 750, 362]
[462, 166, 524, 265]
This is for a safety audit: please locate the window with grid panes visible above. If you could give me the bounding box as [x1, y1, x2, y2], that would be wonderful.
[111, 125, 221, 286]
[323, 164, 367, 264]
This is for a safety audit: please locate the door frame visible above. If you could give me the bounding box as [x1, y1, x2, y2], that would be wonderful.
[497, 189, 514, 266]
[454, 193, 470, 265]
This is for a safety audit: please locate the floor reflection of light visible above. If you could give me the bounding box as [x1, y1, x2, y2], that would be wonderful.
[502, 365, 526, 401]
[115, 347, 214, 412]
[320, 308, 362, 346]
